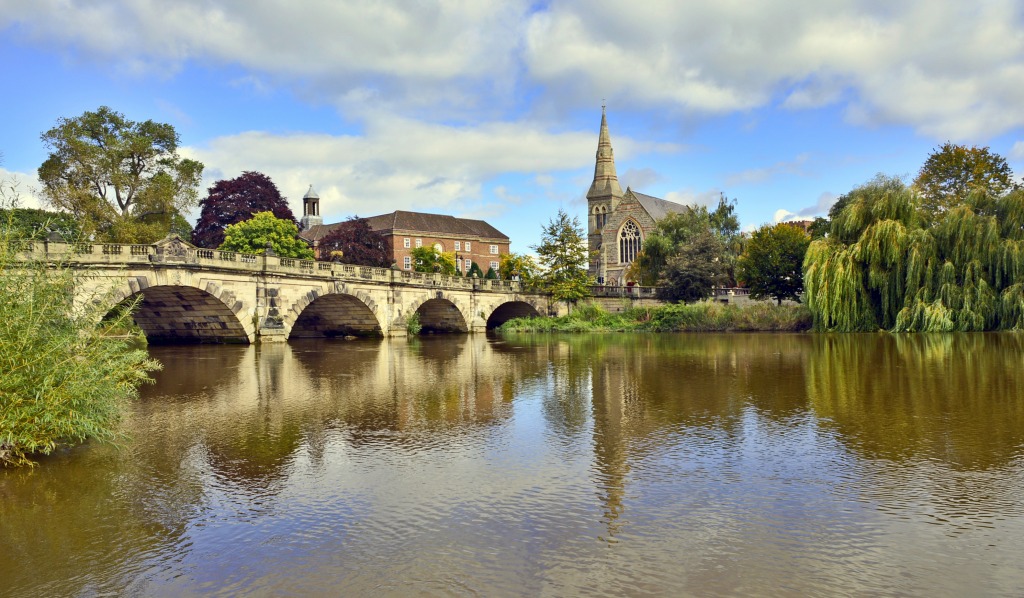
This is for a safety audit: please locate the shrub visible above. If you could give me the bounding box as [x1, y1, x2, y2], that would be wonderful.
[0, 206, 160, 466]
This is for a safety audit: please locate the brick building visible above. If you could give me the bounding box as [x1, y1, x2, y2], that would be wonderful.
[299, 190, 509, 274]
[587, 107, 689, 286]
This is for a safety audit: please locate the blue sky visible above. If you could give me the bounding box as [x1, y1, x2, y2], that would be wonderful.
[2, 1, 1023, 252]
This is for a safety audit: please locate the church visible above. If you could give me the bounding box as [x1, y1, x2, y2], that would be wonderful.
[586, 108, 688, 286]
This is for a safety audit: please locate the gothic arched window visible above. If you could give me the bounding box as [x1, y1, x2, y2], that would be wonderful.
[594, 206, 608, 230]
[619, 220, 642, 264]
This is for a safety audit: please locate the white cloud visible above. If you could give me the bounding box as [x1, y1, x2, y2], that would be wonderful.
[183, 115, 677, 224]
[0, 168, 43, 209]
[724, 154, 811, 187]
[1011, 141, 1024, 161]
[523, 0, 1024, 140]
[5, 0, 1024, 139]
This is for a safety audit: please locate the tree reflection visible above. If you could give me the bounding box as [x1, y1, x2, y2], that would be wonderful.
[808, 333, 1024, 469]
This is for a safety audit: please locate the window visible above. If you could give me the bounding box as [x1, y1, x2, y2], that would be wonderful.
[619, 220, 642, 264]
[403, 238, 411, 248]
[454, 241, 461, 251]
[465, 242, 471, 251]
[403, 256, 411, 270]
[433, 243, 443, 253]
[490, 261, 499, 271]
[415, 238, 422, 248]
[465, 259, 472, 271]
[456, 260, 462, 272]
[489, 244, 499, 254]
[595, 206, 608, 229]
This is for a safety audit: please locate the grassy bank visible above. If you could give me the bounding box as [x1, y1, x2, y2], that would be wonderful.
[500, 301, 813, 333]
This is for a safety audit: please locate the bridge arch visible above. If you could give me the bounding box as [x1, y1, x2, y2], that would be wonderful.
[108, 283, 253, 344]
[407, 293, 470, 334]
[290, 291, 383, 338]
[486, 300, 543, 329]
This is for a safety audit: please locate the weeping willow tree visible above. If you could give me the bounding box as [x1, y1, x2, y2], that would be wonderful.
[804, 175, 1024, 331]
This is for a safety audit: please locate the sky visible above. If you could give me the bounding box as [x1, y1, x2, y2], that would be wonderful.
[2, 0, 1024, 253]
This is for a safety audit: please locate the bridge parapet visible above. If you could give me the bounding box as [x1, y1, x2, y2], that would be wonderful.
[17, 238, 527, 293]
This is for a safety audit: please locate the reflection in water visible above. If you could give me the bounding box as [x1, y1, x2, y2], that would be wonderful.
[2, 333, 1024, 596]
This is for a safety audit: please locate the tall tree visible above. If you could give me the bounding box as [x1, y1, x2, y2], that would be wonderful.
[37, 106, 203, 243]
[192, 172, 296, 248]
[914, 142, 1018, 218]
[656, 230, 729, 303]
[317, 216, 391, 267]
[804, 175, 1024, 332]
[498, 252, 539, 282]
[737, 223, 811, 305]
[534, 209, 591, 304]
[219, 212, 314, 259]
[410, 245, 457, 274]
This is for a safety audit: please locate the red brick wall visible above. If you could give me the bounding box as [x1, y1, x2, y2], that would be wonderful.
[385, 232, 509, 274]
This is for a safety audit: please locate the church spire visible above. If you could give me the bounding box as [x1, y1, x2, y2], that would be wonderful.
[587, 104, 623, 200]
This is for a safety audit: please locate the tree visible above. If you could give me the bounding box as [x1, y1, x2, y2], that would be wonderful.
[737, 223, 811, 305]
[0, 179, 159, 466]
[804, 175, 1024, 331]
[498, 252, 539, 282]
[534, 209, 591, 304]
[485, 266, 498, 279]
[316, 216, 390, 267]
[467, 261, 484, 278]
[219, 212, 314, 259]
[410, 245, 457, 275]
[656, 230, 729, 303]
[628, 195, 742, 286]
[914, 143, 1019, 218]
[38, 106, 203, 243]
[0, 207, 81, 240]
[192, 172, 297, 248]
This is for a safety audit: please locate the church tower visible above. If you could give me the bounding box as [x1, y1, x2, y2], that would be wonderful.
[300, 185, 322, 231]
[587, 106, 623, 281]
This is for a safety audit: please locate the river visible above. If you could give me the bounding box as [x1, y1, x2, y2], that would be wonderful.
[2, 333, 1024, 596]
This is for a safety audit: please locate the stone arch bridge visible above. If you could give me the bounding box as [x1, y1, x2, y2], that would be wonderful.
[25, 236, 562, 344]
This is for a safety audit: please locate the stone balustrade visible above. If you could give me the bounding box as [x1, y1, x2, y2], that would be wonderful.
[13, 239, 525, 293]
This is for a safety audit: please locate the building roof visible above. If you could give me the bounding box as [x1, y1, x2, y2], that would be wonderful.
[631, 190, 689, 221]
[299, 210, 509, 243]
[303, 185, 319, 199]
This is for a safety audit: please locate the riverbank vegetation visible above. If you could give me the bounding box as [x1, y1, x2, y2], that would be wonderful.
[500, 301, 811, 333]
[804, 175, 1024, 332]
[1, 184, 159, 467]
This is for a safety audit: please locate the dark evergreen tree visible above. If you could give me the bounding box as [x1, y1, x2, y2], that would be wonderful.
[191, 172, 296, 248]
[317, 216, 391, 267]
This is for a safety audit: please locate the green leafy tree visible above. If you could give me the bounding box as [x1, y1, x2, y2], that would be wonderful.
[0, 180, 160, 467]
[657, 230, 729, 303]
[804, 175, 1024, 332]
[498, 252, 539, 282]
[629, 194, 742, 286]
[410, 245, 457, 275]
[738, 223, 811, 305]
[0, 207, 81, 240]
[914, 143, 1018, 219]
[219, 212, 314, 259]
[38, 106, 204, 244]
[534, 209, 591, 304]
[485, 266, 498, 279]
